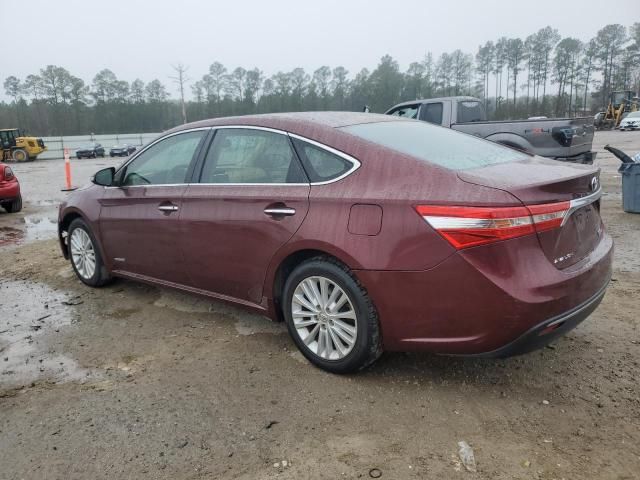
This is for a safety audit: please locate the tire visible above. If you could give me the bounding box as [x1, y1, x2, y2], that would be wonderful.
[12, 149, 29, 162]
[110, 154, 115, 158]
[100, 153, 105, 158]
[3, 194, 22, 213]
[282, 256, 382, 373]
[67, 218, 111, 287]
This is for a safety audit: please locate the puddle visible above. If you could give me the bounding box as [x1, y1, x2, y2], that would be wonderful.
[0, 213, 58, 247]
[154, 288, 286, 336]
[0, 280, 92, 388]
[34, 200, 60, 207]
[23, 214, 58, 242]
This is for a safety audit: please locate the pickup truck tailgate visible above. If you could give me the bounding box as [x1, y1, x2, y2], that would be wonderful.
[551, 118, 594, 158]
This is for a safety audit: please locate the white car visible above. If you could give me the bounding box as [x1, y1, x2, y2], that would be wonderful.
[620, 111, 640, 131]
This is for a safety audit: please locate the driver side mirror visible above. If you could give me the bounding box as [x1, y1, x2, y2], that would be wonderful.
[92, 167, 115, 186]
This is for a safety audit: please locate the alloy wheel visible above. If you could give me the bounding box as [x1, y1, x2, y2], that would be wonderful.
[70, 228, 96, 280]
[291, 276, 358, 360]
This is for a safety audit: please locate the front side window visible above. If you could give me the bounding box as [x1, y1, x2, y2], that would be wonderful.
[122, 131, 206, 186]
[291, 138, 354, 183]
[388, 105, 419, 119]
[420, 102, 443, 124]
[199, 129, 306, 184]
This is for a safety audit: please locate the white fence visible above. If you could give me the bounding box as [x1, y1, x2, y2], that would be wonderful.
[38, 133, 160, 160]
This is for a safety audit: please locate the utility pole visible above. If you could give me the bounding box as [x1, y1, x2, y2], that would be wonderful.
[170, 63, 189, 124]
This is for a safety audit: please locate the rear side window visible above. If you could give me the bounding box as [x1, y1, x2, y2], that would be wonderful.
[419, 103, 443, 124]
[291, 138, 354, 183]
[456, 100, 486, 123]
[341, 121, 529, 170]
[200, 128, 306, 184]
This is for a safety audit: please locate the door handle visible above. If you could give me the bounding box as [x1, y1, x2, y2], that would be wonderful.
[264, 207, 296, 216]
[158, 204, 179, 212]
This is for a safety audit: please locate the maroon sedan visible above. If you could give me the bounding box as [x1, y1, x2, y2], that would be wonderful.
[58, 113, 612, 373]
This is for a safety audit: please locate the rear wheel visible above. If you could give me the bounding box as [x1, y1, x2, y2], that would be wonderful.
[2, 195, 22, 213]
[283, 257, 382, 373]
[12, 149, 29, 162]
[68, 218, 111, 287]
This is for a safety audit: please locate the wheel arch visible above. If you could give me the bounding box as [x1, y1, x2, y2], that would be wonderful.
[266, 244, 360, 322]
[58, 209, 105, 262]
[484, 132, 533, 154]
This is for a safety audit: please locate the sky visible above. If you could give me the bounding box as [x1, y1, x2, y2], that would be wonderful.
[2, 0, 639, 101]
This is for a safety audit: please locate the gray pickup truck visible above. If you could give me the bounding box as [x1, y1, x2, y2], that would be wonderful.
[385, 96, 596, 164]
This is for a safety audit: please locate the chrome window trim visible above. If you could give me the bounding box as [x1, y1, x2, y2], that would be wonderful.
[104, 127, 212, 189]
[288, 132, 361, 185]
[212, 125, 289, 135]
[105, 124, 361, 189]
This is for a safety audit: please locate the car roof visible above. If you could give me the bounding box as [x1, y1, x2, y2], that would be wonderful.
[165, 111, 404, 137]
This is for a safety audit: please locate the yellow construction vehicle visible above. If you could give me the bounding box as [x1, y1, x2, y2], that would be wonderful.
[0, 128, 46, 162]
[598, 91, 639, 130]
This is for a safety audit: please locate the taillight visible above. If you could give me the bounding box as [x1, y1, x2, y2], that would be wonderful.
[2, 166, 14, 180]
[415, 202, 570, 249]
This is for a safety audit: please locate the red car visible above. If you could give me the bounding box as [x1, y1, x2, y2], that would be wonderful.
[0, 162, 22, 213]
[58, 113, 612, 373]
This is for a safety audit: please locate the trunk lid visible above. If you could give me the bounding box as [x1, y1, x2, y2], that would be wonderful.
[458, 157, 603, 269]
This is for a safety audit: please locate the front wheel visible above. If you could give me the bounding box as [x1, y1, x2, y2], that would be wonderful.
[283, 257, 382, 373]
[12, 149, 29, 162]
[67, 218, 111, 287]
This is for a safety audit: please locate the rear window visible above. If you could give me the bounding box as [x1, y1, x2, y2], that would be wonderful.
[456, 100, 486, 123]
[341, 121, 529, 170]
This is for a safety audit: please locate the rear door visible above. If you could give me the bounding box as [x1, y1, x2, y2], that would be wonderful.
[99, 129, 209, 283]
[180, 127, 310, 304]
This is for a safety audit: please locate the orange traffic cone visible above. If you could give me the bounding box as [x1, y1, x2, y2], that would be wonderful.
[61, 147, 77, 191]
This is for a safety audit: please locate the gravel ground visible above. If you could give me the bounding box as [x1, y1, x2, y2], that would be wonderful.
[0, 131, 639, 479]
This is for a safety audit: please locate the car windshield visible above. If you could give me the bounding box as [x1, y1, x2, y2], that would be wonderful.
[80, 144, 96, 149]
[341, 120, 529, 170]
[626, 112, 640, 118]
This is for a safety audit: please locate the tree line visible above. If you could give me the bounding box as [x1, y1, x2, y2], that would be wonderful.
[1, 23, 638, 137]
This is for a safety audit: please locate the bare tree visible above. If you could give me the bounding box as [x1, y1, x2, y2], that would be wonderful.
[170, 63, 189, 124]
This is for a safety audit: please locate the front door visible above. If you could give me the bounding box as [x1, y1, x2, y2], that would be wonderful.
[99, 129, 209, 284]
[180, 127, 310, 305]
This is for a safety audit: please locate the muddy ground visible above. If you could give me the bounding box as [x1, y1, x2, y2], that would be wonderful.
[1, 131, 639, 479]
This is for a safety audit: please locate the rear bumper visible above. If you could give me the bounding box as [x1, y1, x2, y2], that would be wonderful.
[0, 181, 20, 201]
[469, 279, 609, 358]
[553, 151, 596, 164]
[355, 229, 613, 354]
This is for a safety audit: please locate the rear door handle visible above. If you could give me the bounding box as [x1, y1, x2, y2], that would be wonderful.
[158, 204, 179, 212]
[264, 207, 296, 216]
